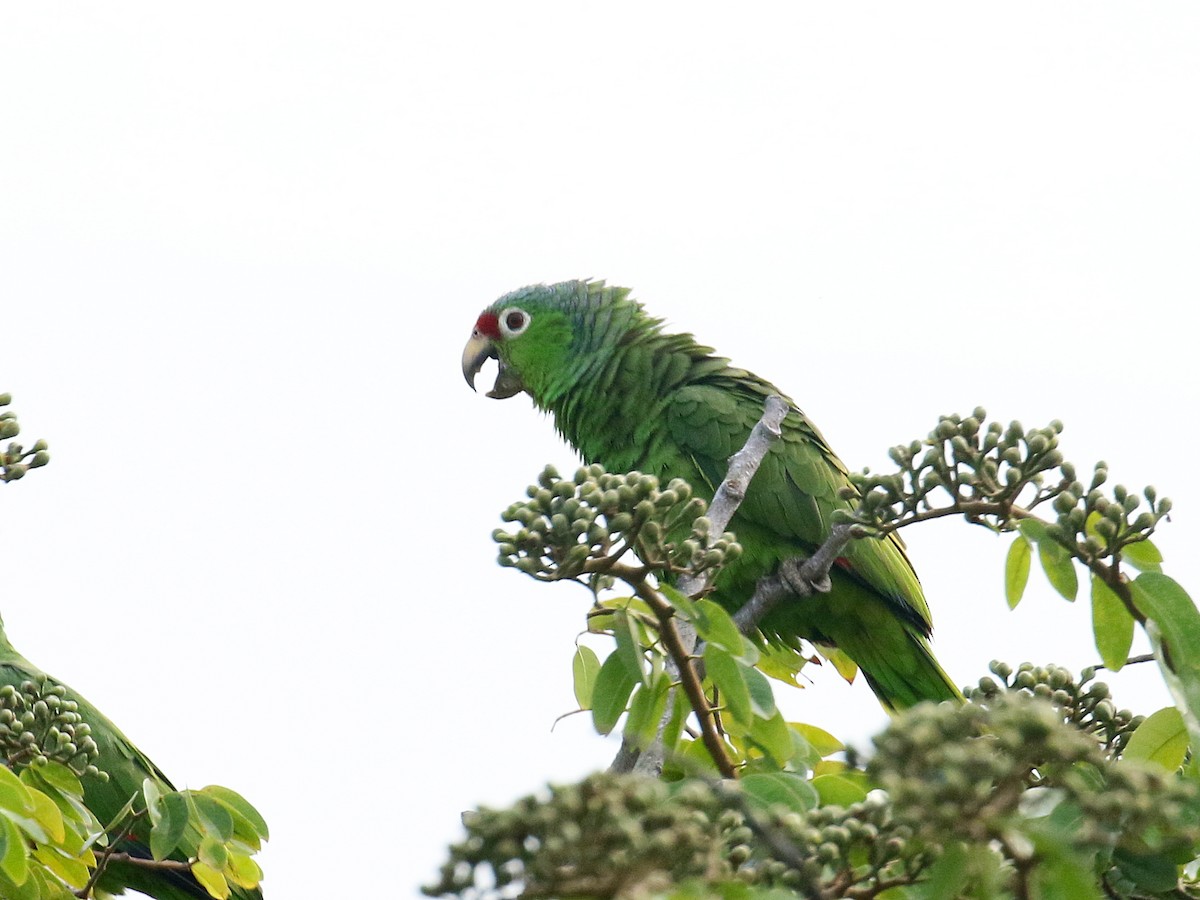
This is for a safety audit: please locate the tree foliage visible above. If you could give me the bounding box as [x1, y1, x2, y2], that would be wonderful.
[429, 406, 1200, 899]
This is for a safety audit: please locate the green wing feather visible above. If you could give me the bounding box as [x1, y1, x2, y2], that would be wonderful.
[662, 374, 960, 710]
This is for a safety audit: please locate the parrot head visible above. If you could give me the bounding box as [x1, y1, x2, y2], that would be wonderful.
[461, 280, 638, 405]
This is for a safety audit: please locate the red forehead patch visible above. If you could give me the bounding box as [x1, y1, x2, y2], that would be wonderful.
[475, 312, 501, 339]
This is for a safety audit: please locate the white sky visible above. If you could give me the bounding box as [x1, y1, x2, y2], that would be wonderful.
[1, 4, 1198, 898]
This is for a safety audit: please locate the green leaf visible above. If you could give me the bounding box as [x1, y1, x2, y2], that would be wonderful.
[742, 664, 777, 719]
[659, 583, 699, 620]
[150, 792, 189, 861]
[811, 773, 868, 806]
[1123, 538, 1163, 573]
[746, 712, 794, 767]
[695, 599, 743, 654]
[1132, 574, 1200, 673]
[660, 690, 690, 756]
[1017, 518, 1050, 544]
[225, 849, 263, 889]
[27, 789, 64, 845]
[198, 835, 229, 871]
[1091, 574, 1134, 671]
[190, 793, 235, 843]
[1005, 534, 1032, 609]
[1112, 848, 1179, 893]
[192, 860, 231, 899]
[790, 723, 843, 758]
[612, 608, 648, 686]
[0, 767, 34, 816]
[1131, 574, 1200, 759]
[28, 763, 81, 798]
[571, 644, 601, 708]
[32, 844, 89, 889]
[143, 779, 163, 825]
[1123, 707, 1188, 772]
[755, 643, 807, 687]
[200, 786, 269, 842]
[623, 676, 670, 749]
[704, 644, 752, 727]
[0, 816, 28, 887]
[1037, 537, 1078, 601]
[739, 772, 818, 814]
[591, 650, 637, 735]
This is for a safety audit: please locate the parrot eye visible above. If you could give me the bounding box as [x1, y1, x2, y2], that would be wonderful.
[499, 307, 530, 337]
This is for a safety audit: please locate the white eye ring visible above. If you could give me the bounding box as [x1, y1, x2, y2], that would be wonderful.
[498, 307, 531, 337]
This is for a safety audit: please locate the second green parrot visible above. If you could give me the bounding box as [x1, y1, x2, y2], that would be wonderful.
[0, 616, 263, 900]
[463, 279, 960, 711]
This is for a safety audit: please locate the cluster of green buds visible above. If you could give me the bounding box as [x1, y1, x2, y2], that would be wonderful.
[425, 773, 729, 898]
[722, 794, 933, 895]
[870, 697, 1099, 842]
[494, 464, 741, 590]
[968, 660, 1143, 756]
[837, 408, 1169, 580]
[0, 393, 51, 483]
[1042, 467, 1170, 570]
[426, 771, 938, 900]
[0, 678, 106, 779]
[839, 409, 1068, 531]
[869, 694, 1199, 882]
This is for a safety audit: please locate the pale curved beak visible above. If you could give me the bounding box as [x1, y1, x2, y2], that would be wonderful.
[462, 330, 494, 391]
[462, 330, 526, 399]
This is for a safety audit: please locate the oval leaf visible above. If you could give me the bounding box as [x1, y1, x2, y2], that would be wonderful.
[190, 793, 235, 843]
[739, 772, 818, 814]
[612, 608, 647, 686]
[1123, 538, 1163, 573]
[695, 599, 743, 654]
[704, 644, 752, 727]
[201, 785, 269, 843]
[591, 651, 637, 735]
[791, 723, 844, 758]
[623, 676, 670, 749]
[571, 644, 601, 709]
[1005, 535, 1032, 609]
[1037, 538, 1078, 601]
[812, 773, 869, 807]
[747, 711, 794, 766]
[1091, 574, 1134, 672]
[191, 860, 230, 899]
[1123, 706, 1188, 772]
[151, 792, 189, 861]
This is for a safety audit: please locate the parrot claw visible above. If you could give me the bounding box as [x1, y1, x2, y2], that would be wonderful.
[780, 557, 831, 597]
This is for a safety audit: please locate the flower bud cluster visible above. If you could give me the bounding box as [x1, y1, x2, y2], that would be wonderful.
[839, 408, 1067, 531]
[0, 394, 51, 483]
[0, 678, 107, 779]
[836, 408, 1169, 573]
[723, 793, 932, 895]
[969, 660, 1143, 755]
[869, 692, 1199, 883]
[493, 464, 740, 588]
[426, 772, 931, 899]
[426, 773, 728, 897]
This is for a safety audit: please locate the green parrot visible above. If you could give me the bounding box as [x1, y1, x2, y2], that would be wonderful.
[0, 615, 262, 900]
[462, 279, 961, 711]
